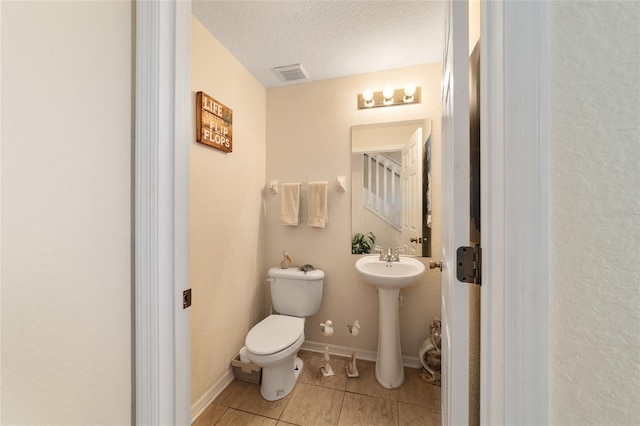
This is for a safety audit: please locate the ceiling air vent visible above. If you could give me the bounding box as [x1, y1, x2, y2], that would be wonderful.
[272, 63, 309, 83]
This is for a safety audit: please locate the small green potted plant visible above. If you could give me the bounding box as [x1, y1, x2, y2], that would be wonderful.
[352, 232, 376, 254]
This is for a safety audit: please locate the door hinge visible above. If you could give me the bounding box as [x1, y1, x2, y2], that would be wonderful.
[456, 245, 481, 285]
[183, 288, 192, 309]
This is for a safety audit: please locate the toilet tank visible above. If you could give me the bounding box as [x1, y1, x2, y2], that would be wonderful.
[268, 267, 324, 317]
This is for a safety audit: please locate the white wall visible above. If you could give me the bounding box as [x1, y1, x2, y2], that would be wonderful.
[1, 1, 132, 424]
[265, 64, 442, 356]
[549, 1, 640, 424]
[190, 16, 267, 405]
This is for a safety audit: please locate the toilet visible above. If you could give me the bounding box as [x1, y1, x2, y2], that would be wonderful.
[245, 266, 324, 401]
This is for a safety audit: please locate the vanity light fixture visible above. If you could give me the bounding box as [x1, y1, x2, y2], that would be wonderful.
[357, 84, 421, 109]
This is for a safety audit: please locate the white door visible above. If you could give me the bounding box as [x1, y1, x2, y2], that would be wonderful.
[440, 0, 470, 424]
[401, 127, 422, 255]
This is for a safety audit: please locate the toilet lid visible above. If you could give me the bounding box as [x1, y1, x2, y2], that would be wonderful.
[245, 315, 305, 355]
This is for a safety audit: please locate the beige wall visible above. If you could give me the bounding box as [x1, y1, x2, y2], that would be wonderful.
[265, 64, 442, 356]
[549, 1, 640, 424]
[469, 0, 481, 54]
[1, 1, 132, 424]
[190, 16, 267, 405]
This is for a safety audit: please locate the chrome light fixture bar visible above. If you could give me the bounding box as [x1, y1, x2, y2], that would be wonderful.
[357, 85, 421, 109]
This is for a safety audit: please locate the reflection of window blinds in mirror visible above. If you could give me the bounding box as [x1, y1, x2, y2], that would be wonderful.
[362, 153, 402, 229]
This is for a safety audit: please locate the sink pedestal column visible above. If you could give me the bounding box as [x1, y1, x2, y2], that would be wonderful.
[375, 288, 404, 389]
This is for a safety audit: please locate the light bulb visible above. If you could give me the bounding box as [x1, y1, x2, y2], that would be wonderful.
[404, 84, 416, 97]
[362, 89, 375, 107]
[403, 84, 416, 103]
[383, 86, 395, 100]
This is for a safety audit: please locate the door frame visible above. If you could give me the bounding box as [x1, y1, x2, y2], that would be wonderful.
[134, 1, 549, 424]
[480, 1, 549, 424]
[134, 1, 191, 424]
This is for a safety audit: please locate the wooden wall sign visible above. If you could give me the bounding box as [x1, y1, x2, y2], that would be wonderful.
[196, 91, 233, 153]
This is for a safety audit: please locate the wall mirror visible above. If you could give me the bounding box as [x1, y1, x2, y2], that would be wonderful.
[351, 119, 432, 257]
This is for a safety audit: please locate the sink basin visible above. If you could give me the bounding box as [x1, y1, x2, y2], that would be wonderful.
[355, 255, 426, 289]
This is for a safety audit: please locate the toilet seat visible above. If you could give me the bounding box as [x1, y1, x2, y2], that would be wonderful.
[246, 315, 304, 355]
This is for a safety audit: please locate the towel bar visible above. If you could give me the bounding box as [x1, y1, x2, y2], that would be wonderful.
[267, 177, 347, 194]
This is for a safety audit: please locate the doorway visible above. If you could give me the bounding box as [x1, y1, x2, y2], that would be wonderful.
[134, 1, 550, 425]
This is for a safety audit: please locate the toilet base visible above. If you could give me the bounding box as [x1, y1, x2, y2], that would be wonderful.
[259, 355, 303, 401]
[294, 356, 303, 381]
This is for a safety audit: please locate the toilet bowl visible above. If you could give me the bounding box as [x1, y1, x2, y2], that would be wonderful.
[244, 267, 324, 401]
[245, 315, 305, 401]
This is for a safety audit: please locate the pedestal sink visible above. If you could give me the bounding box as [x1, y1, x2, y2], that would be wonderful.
[355, 255, 425, 388]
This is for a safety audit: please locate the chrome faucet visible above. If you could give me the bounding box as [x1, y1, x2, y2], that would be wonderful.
[374, 245, 405, 262]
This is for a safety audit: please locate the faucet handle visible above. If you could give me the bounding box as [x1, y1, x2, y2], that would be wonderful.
[374, 245, 384, 253]
[392, 247, 405, 261]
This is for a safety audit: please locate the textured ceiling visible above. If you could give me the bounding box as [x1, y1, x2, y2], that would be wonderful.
[192, 1, 445, 88]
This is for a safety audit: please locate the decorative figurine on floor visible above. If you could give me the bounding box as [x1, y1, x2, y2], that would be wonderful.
[346, 320, 362, 378]
[418, 317, 442, 385]
[319, 320, 335, 377]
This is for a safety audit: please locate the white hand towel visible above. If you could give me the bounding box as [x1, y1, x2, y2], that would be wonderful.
[307, 181, 329, 228]
[280, 183, 301, 226]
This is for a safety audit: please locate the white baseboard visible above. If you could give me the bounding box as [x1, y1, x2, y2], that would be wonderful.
[190, 368, 234, 423]
[301, 340, 421, 369]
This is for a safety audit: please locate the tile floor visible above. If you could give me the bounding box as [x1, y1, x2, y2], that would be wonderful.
[193, 350, 441, 426]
